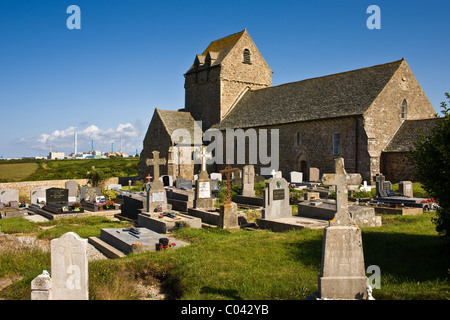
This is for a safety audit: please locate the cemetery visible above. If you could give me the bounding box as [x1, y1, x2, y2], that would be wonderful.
[0, 153, 448, 301]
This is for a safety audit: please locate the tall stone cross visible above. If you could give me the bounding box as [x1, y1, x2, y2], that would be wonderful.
[195, 146, 212, 173]
[322, 158, 362, 226]
[146, 151, 166, 180]
[220, 164, 240, 204]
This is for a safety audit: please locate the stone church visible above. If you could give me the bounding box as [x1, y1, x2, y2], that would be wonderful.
[138, 29, 437, 183]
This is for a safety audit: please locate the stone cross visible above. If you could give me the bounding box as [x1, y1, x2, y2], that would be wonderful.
[220, 164, 240, 204]
[146, 151, 166, 180]
[195, 146, 212, 172]
[322, 158, 362, 226]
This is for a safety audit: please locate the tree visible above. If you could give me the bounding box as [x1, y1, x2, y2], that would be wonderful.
[87, 168, 106, 188]
[411, 92, 450, 238]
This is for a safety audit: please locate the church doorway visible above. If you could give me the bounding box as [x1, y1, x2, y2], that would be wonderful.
[296, 155, 309, 182]
[300, 160, 309, 182]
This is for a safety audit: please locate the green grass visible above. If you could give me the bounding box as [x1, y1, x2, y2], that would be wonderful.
[1, 213, 448, 300]
[0, 163, 39, 182]
[0, 157, 139, 182]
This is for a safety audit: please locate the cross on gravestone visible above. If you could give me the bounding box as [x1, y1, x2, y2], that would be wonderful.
[146, 151, 166, 180]
[322, 158, 362, 226]
[195, 146, 212, 173]
[220, 164, 240, 204]
[146, 174, 153, 183]
[242, 165, 255, 197]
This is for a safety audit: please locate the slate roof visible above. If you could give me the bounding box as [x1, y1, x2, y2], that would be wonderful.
[383, 118, 440, 152]
[156, 109, 203, 138]
[186, 30, 246, 74]
[214, 59, 405, 130]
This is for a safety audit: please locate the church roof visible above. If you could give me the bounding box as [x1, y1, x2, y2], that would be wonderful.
[214, 59, 405, 129]
[186, 29, 246, 73]
[383, 118, 440, 152]
[156, 109, 203, 138]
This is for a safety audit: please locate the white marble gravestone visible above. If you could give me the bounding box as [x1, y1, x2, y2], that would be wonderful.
[50, 232, 88, 300]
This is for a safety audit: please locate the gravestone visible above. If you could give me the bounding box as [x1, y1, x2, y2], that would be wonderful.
[261, 178, 291, 219]
[0, 189, 19, 204]
[146, 151, 169, 212]
[106, 183, 122, 191]
[30, 186, 51, 204]
[290, 171, 303, 184]
[271, 169, 282, 178]
[46, 188, 69, 205]
[360, 181, 372, 193]
[194, 146, 214, 209]
[241, 165, 256, 197]
[399, 181, 413, 197]
[80, 186, 101, 202]
[50, 232, 88, 300]
[309, 167, 320, 182]
[210, 179, 220, 192]
[373, 174, 393, 197]
[65, 181, 78, 202]
[210, 172, 222, 181]
[318, 158, 367, 300]
[219, 164, 240, 229]
[176, 179, 193, 190]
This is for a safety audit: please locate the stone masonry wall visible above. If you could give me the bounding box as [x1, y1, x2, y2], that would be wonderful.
[0, 177, 119, 198]
[363, 60, 436, 178]
[212, 116, 371, 182]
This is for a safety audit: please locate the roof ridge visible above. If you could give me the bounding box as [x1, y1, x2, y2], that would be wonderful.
[254, 59, 404, 92]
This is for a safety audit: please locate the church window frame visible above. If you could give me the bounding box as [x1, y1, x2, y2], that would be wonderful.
[243, 49, 251, 64]
[333, 133, 341, 156]
[401, 99, 407, 119]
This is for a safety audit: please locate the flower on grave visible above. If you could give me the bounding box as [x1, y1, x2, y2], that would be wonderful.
[132, 242, 142, 247]
[105, 200, 115, 209]
[19, 198, 26, 207]
[157, 204, 163, 212]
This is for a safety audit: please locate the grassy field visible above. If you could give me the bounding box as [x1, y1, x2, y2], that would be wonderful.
[0, 157, 139, 182]
[0, 163, 39, 182]
[0, 212, 448, 300]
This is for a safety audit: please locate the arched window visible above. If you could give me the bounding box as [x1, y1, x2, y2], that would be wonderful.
[243, 49, 251, 64]
[401, 99, 407, 119]
[333, 133, 340, 156]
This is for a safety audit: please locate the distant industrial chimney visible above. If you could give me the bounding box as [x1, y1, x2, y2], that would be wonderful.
[120, 137, 123, 153]
[74, 132, 78, 155]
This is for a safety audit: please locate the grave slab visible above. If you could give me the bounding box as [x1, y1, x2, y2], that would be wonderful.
[100, 227, 188, 254]
[138, 212, 201, 233]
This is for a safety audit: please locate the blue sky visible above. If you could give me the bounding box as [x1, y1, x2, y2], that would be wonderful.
[0, 0, 449, 158]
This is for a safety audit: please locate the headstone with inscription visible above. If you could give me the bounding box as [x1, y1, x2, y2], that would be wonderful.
[80, 186, 101, 202]
[176, 179, 193, 190]
[145, 151, 169, 212]
[261, 178, 291, 219]
[398, 181, 413, 198]
[194, 146, 214, 209]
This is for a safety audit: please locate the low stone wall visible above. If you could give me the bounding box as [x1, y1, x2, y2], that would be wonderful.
[0, 177, 119, 197]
